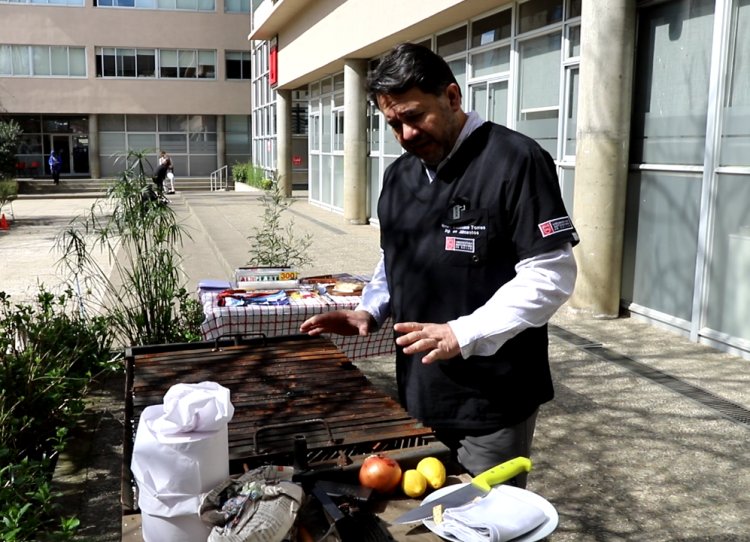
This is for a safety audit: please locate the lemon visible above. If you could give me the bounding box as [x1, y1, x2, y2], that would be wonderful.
[416, 457, 447, 490]
[401, 469, 428, 498]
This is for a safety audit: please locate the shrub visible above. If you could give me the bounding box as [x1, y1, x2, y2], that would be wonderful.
[247, 173, 312, 269]
[0, 120, 22, 180]
[0, 289, 114, 460]
[0, 179, 18, 217]
[232, 161, 272, 190]
[0, 288, 113, 541]
[231, 162, 248, 183]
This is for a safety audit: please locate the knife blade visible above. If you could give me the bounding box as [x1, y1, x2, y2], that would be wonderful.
[392, 456, 532, 524]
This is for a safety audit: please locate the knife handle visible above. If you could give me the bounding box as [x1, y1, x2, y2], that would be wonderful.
[471, 456, 533, 491]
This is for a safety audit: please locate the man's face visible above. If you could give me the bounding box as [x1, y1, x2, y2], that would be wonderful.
[377, 84, 463, 168]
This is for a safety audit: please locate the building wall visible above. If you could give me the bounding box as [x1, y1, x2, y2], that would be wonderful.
[254, 0, 509, 89]
[1, 0, 253, 177]
[0, 2, 251, 114]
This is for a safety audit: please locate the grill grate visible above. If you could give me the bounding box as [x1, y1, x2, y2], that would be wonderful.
[122, 334, 447, 511]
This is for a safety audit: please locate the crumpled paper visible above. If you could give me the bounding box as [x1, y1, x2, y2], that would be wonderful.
[431, 485, 548, 542]
[200, 466, 304, 542]
[147, 381, 235, 435]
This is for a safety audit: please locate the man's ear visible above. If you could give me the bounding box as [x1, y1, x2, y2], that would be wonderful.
[445, 83, 462, 110]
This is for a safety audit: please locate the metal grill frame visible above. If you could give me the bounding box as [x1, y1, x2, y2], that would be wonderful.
[121, 334, 448, 513]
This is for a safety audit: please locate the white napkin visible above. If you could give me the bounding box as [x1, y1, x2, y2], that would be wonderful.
[147, 381, 234, 435]
[432, 485, 548, 542]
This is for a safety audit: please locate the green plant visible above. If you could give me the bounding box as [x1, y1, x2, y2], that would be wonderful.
[55, 150, 203, 347]
[0, 179, 18, 217]
[0, 451, 80, 541]
[0, 119, 22, 180]
[231, 162, 248, 183]
[0, 288, 114, 541]
[0, 289, 114, 460]
[247, 173, 312, 269]
[232, 161, 272, 190]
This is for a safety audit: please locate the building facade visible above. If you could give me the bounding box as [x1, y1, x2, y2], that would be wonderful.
[1, 0, 255, 179]
[249, 0, 750, 360]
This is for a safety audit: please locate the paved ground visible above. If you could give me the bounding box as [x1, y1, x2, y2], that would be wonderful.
[2, 190, 749, 541]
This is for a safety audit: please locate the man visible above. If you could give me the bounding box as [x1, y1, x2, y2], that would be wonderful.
[151, 150, 174, 203]
[300, 43, 579, 486]
[48, 149, 61, 185]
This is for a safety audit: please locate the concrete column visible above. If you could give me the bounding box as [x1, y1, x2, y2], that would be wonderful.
[216, 114, 226, 171]
[276, 89, 293, 197]
[88, 114, 100, 179]
[568, 0, 636, 317]
[343, 59, 368, 225]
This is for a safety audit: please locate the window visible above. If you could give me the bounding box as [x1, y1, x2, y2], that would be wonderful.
[179, 50, 197, 78]
[630, 0, 713, 165]
[137, 49, 156, 77]
[567, 24, 581, 58]
[437, 26, 467, 57]
[719, 0, 750, 167]
[96, 47, 155, 78]
[471, 46, 510, 78]
[225, 114, 251, 160]
[159, 50, 178, 78]
[518, 0, 564, 34]
[95, 0, 214, 10]
[96, 48, 214, 79]
[226, 51, 251, 79]
[117, 49, 136, 78]
[0, 0, 84, 4]
[471, 9, 512, 47]
[224, 0, 248, 12]
[333, 109, 344, 151]
[516, 32, 562, 155]
[292, 102, 308, 135]
[197, 51, 216, 78]
[1, 45, 86, 77]
[32, 46, 51, 76]
[471, 80, 508, 125]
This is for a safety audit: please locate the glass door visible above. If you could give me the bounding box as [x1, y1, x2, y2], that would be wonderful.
[72, 135, 89, 175]
[51, 135, 71, 175]
[49, 134, 90, 175]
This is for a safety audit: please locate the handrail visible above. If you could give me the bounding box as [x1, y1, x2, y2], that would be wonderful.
[210, 165, 229, 191]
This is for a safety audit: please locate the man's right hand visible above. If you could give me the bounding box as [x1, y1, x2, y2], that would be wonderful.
[300, 309, 375, 337]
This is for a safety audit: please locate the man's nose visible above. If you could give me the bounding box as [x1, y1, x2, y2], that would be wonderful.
[401, 123, 420, 141]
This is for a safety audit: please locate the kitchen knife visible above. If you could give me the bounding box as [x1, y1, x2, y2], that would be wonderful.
[392, 456, 533, 524]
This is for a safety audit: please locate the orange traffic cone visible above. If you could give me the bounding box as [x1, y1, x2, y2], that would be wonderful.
[0, 214, 8, 230]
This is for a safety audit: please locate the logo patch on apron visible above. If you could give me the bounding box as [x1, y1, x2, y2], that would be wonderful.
[445, 237, 475, 253]
[538, 216, 573, 238]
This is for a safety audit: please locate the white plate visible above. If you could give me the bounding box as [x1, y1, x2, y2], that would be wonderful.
[421, 483, 558, 542]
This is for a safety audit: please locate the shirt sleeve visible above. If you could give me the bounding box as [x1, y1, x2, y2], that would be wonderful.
[448, 244, 577, 358]
[355, 250, 391, 328]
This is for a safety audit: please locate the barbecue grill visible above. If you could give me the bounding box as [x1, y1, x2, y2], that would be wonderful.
[122, 333, 449, 512]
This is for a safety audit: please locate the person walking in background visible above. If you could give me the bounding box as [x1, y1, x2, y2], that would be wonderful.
[165, 154, 175, 194]
[301, 43, 579, 487]
[153, 150, 170, 196]
[48, 149, 61, 185]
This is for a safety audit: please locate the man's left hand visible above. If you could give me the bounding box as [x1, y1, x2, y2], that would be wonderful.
[393, 322, 460, 364]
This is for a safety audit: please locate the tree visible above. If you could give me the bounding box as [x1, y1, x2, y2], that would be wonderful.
[0, 119, 22, 180]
